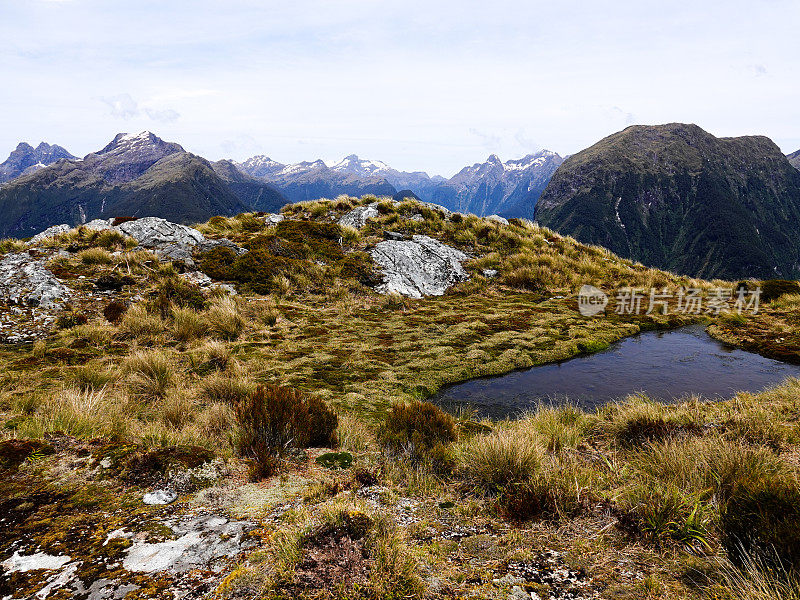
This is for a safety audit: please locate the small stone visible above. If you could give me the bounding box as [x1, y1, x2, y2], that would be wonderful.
[142, 489, 177, 505]
[508, 585, 529, 600]
[482, 269, 499, 278]
[383, 230, 405, 241]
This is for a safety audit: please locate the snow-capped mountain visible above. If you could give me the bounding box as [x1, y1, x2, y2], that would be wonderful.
[81, 131, 185, 184]
[429, 150, 564, 218]
[0, 131, 276, 237]
[0, 142, 75, 184]
[236, 149, 564, 217]
[236, 155, 396, 203]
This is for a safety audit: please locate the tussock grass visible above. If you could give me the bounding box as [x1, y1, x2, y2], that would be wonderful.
[456, 427, 544, 491]
[208, 296, 245, 340]
[119, 305, 165, 341]
[77, 247, 114, 265]
[123, 349, 174, 400]
[171, 306, 210, 342]
[200, 372, 254, 405]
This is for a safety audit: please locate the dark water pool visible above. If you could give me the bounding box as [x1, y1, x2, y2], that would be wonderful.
[433, 325, 800, 418]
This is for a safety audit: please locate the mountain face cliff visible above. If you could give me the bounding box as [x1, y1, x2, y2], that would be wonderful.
[0, 142, 75, 183]
[788, 149, 800, 170]
[535, 124, 800, 280]
[428, 151, 564, 218]
[0, 133, 255, 238]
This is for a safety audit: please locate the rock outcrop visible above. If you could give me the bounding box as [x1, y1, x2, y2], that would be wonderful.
[0, 252, 70, 308]
[338, 203, 379, 229]
[29, 224, 71, 244]
[371, 235, 469, 298]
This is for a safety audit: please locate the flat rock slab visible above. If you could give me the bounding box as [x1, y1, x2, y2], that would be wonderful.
[123, 514, 256, 574]
[371, 234, 469, 298]
[0, 252, 70, 308]
[115, 217, 205, 249]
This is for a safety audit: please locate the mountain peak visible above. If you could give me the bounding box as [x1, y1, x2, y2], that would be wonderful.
[0, 141, 76, 184]
[85, 132, 185, 184]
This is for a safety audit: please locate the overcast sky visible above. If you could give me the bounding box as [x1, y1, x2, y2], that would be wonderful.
[1, 0, 798, 177]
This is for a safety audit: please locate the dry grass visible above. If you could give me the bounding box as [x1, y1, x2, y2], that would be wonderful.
[123, 349, 175, 400]
[208, 296, 245, 340]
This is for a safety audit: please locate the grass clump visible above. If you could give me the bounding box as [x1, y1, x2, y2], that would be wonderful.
[119, 304, 165, 341]
[77, 247, 114, 265]
[171, 306, 210, 342]
[456, 428, 543, 492]
[124, 349, 175, 400]
[208, 296, 245, 340]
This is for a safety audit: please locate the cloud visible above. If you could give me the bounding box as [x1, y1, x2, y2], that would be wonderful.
[101, 93, 180, 123]
[102, 94, 139, 120]
[468, 128, 503, 154]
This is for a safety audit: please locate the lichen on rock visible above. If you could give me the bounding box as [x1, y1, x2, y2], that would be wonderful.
[371, 235, 469, 298]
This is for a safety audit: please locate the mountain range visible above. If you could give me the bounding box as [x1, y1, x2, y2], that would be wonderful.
[235, 150, 563, 218]
[2, 128, 800, 281]
[535, 123, 800, 280]
[0, 132, 284, 238]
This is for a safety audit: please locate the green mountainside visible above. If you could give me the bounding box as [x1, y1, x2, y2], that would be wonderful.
[535, 123, 800, 280]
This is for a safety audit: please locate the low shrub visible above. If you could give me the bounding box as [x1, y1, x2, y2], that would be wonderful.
[761, 279, 800, 302]
[234, 385, 338, 479]
[103, 300, 128, 323]
[151, 277, 207, 318]
[56, 311, 89, 329]
[378, 400, 456, 460]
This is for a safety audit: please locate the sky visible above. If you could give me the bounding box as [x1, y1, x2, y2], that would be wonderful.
[1, 0, 798, 177]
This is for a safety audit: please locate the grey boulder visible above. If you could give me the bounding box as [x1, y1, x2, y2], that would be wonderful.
[338, 203, 379, 229]
[371, 235, 469, 299]
[486, 214, 509, 226]
[0, 252, 70, 308]
[116, 217, 205, 267]
[29, 224, 70, 244]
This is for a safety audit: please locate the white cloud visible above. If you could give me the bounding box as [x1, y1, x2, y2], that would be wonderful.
[100, 94, 180, 123]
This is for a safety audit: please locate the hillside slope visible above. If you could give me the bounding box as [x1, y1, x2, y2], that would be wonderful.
[535, 123, 800, 280]
[0, 133, 252, 237]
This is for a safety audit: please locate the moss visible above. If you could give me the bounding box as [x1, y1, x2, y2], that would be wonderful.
[0, 439, 54, 473]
